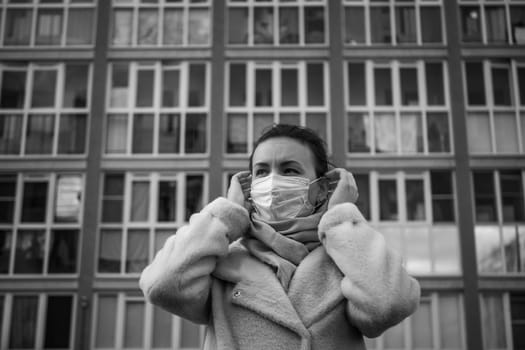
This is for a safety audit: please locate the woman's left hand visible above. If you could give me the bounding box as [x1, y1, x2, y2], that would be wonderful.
[227, 171, 252, 211]
[325, 168, 358, 208]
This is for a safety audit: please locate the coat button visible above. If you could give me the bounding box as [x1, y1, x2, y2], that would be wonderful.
[233, 290, 241, 298]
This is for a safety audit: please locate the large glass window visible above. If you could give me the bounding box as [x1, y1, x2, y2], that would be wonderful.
[0, 63, 90, 156]
[1, 1, 95, 46]
[105, 61, 209, 155]
[347, 60, 451, 155]
[225, 61, 329, 155]
[111, 0, 211, 47]
[98, 172, 206, 275]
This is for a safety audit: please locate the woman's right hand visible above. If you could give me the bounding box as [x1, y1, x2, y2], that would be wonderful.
[227, 171, 252, 211]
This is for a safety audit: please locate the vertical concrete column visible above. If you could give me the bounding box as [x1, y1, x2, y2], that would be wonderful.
[444, 1, 483, 349]
[75, 0, 110, 349]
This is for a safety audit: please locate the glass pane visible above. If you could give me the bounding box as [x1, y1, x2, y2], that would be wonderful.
[10, 296, 38, 348]
[132, 114, 154, 154]
[136, 70, 154, 107]
[36, 9, 63, 45]
[228, 8, 248, 44]
[14, 230, 45, 273]
[163, 9, 183, 45]
[482, 294, 507, 348]
[406, 179, 425, 221]
[49, 230, 78, 273]
[400, 113, 423, 154]
[374, 67, 392, 105]
[307, 63, 324, 106]
[32, 70, 57, 108]
[465, 62, 485, 105]
[58, 114, 86, 154]
[138, 9, 158, 45]
[370, 7, 391, 44]
[64, 64, 88, 108]
[279, 7, 299, 44]
[473, 172, 497, 222]
[411, 299, 433, 347]
[427, 112, 450, 153]
[25, 114, 54, 154]
[0, 230, 12, 273]
[1, 71, 26, 108]
[396, 7, 416, 43]
[305, 7, 325, 44]
[153, 307, 172, 348]
[188, 9, 210, 45]
[254, 7, 274, 44]
[486, 6, 507, 43]
[281, 68, 298, 106]
[185, 113, 207, 153]
[162, 69, 180, 107]
[354, 174, 370, 220]
[110, 64, 129, 108]
[344, 6, 365, 44]
[44, 296, 72, 348]
[255, 69, 272, 106]
[155, 230, 171, 253]
[503, 226, 519, 273]
[95, 295, 117, 348]
[188, 64, 206, 107]
[106, 114, 128, 154]
[253, 113, 273, 147]
[54, 175, 82, 222]
[400, 67, 418, 105]
[0, 114, 22, 154]
[5, 9, 32, 46]
[279, 112, 299, 126]
[348, 113, 370, 153]
[431, 171, 454, 222]
[432, 227, 461, 274]
[306, 113, 326, 141]
[500, 170, 525, 222]
[180, 318, 201, 348]
[476, 226, 503, 273]
[519, 67, 525, 105]
[185, 175, 204, 220]
[467, 112, 491, 153]
[461, 6, 481, 42]
[511, 6, 525, 44]
[67, 8, 94, 45]
[379, 179, 398, 221]
[124, 300, 145, 347]
[375, 113, 397, 153]
[131, 181, 150, 221]
[405, 227, 431, 274]
[159, 114, 180, 153]
[229, 64, 246, 106]
[112, 9, 132, 46]
[348, 62, 366, 106]
[126, 230, 149, 273]
[22, 182, 48, 222]
[98, 230, 122, 273]
[425, 63, 444, 105]
[439, 294, 463, 348]
[158, 181, 177, 222]
[492, 66, 512, 106]
[383, 321, 404, 348]
[421, 7, 442, 43]
[494, 112, 518, 153]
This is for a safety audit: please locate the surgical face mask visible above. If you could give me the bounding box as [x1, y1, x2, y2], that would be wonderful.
[250, 173, 320, 221]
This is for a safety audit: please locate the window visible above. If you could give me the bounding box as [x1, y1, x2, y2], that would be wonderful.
[0, 174, 82, 276]
[0, 63, 90, 156]
[93, 292, 204, 349]
[511, 293, 525, 350]
[98, 172, 206, 275]
[105, 61, 209, 155]
[465, 60, 525, 155]
[343, 0, 444, 46]
[225, 61, 329, 155]
[1, 1, 95, 46]
[365, 292, 465, 350]
[227, 0, 326, 46]
[347, 60, 451, 155]
[111, 0, 211, 47]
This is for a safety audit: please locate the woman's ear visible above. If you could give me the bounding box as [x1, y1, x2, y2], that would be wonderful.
[309, 177, 329, 206]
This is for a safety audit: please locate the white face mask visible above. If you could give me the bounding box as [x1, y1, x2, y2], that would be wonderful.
[250, 174, 320, 221]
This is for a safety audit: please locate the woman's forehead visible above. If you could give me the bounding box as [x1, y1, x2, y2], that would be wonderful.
[252, 137, 314, 166]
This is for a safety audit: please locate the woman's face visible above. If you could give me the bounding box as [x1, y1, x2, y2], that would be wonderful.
[251, 137, 317, 181]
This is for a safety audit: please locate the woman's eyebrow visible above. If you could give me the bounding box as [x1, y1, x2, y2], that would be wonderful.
[280, 160, 303, 168]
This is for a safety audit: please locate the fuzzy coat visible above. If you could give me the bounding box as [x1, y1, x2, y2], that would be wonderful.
[139, 197, 420, 350]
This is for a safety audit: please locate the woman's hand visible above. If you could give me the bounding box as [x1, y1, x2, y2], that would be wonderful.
[325, 168, 358, 209]
[227, 171, 252, 211]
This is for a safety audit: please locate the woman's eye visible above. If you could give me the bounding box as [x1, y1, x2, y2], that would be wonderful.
[284, 168, 299, 175]
[255, 169, 268, 177]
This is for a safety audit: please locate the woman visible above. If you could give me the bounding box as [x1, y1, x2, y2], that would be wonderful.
[140, 124, 420, 349]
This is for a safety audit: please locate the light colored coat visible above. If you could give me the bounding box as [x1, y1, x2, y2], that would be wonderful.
[139, 197, 420, 350]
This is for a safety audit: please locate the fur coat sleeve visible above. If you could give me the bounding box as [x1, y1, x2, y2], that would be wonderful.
[139, 197, 250, 324]
[318, 202, 421, 338]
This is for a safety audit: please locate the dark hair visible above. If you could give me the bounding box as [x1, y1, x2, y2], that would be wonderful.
[249, 124, 329, 177]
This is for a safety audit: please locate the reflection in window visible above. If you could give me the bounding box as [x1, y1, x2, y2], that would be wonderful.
[36, 9, 63, 46]
[481, 293, 508, 348]
[427, 112, 450, 153]
[164, 9, 184, 45]
[486, 6, 507, 43]
[280, 7, 299, 44]
[131, 181, 150, 222]
[58, 114, 87, 154]
[95, 295, 117, 348]
[188, 64, 206, 107]
[375, 113, 396, 153]
[494, 112, 518, 153]
[10, 296, 38, 348]
[467, 112, 492, 153]
[0, 230, 12, 273]
[25, 114, 54, 154]
[185, 113, 207, 153]
[431, 171, 455, 222]
[126, 230, 148, 273]
[14, 230, 45, 274]
[112, 9, 132, 46]
[492, 65, 512, 106]
[64, 64, 88, 108]
[473, 172, 497, 222]
[102, 174, 124, 223]
[54, 175, 82, 222]
[374, 67, 392, 106]
[98, 230, 122, 273]
[379, 179, 397, 221]
[186, 175, 204, 220]
[511, 6, 525, 45]
[48, 230, 78, 273]
[31, 69, 57, 108]
[67, 8, 94, 45]
[255, 69, 272, 106]
[188, 8, 210, 45]
[305, 7, 324, 44]
[461, 6, 481, 42]
[228, 8, 248, 44]
[138, 9, 158, 45]
[4, 9, 32, 46]
[124, 299, 145, 348]
[400, 113, 423, 153]
[421, 7, 442, 44]
[345, 6, 365, 44]
[159, 114, 180, 153]
[370, 7, 390, 44]
[158, 181, 177, 222]
[500, 171, 525, 222]
[0, 114, 22, 154]
[348, 113, 370, 153]
[396, 7, 416, 44]
[106, 114, 128, 154]
[132, 114, 154, 154]
[406, 179, 425, 221]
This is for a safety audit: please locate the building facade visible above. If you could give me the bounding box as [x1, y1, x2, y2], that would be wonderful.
[0, 0, 524, 349]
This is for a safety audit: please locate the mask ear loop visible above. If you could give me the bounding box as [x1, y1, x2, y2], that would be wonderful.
[310, 176, 330, 210]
